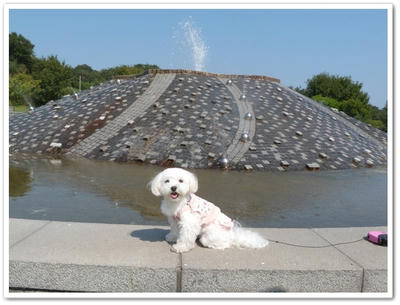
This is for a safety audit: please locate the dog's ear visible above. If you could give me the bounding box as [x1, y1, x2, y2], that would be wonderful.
[188, 172, 198, 194]
[148, 172, 162, 196]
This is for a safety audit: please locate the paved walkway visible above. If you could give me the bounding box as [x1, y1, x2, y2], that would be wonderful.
[67, 73, 176, 157]
[9, 218, 388, 293]
[220, 78, 256, 165]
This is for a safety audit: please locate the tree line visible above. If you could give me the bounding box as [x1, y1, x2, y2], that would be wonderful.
[9, 32, 158, 107]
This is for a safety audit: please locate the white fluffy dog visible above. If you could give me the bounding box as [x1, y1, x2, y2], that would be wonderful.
[149, 168, 269, 253]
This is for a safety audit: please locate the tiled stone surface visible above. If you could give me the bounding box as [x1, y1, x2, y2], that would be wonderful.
[93, 73, 240, 168]
[9, 75, 154, 155]
[230, 78, 387, 171]
[284, 86, 387, 149]
[67, 73, 175, 157]
[9, 71, 387, 171]
[335, 110, 387, 146]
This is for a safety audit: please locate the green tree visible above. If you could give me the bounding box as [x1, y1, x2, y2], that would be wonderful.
[368, 103, 387, 132]
[9, 73, 41, 106]
[381, 104, 388, 129]
[72, 64, 104, 90]
[370, 104, 387, 126]
[9, 32, 35, 73]
[31, 55, 74, 106]
[9, 60, 28, 75]
[305, 73, 369, 105]
[340, 99, 372, 120]
[312, 95, 341, 110]
[99, 64, 159, 80]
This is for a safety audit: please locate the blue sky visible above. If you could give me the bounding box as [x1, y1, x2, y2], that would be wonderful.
[9, 9, 388, 108]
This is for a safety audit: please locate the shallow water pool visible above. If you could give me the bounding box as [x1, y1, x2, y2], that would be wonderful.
[9, 154, 387, 228]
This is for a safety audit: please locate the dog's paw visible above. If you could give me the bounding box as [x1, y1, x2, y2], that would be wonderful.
[171, 243, 192, 253]
[165, 232, 177, 243]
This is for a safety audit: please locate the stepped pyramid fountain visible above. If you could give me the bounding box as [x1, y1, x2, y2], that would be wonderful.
[9, 69, 387, 171]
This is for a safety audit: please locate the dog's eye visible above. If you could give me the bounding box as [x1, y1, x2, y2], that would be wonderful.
[164, 180, 169, 183]
[179, 179, 183, 183]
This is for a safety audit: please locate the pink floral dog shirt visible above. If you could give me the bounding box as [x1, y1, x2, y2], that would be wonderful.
[174, 194, 234, 230]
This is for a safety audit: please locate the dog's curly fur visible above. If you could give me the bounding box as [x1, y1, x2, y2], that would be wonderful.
[149, 168, 269, 253]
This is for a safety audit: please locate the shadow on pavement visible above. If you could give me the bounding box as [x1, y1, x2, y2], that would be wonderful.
[130, 228, 169, 242]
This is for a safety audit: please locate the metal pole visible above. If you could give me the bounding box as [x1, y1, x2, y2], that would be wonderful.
[79, 75, 81, 92]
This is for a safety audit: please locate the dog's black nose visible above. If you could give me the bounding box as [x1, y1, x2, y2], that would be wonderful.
[171, 186, 177, 192]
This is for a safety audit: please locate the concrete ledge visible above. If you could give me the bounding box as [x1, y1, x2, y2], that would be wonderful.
[313, 227, 388, 292]
[181, 228, 363, 292]
[9, 220, 178, 292]
[10, 261, 176, 292]
[9, 218, 387, 293]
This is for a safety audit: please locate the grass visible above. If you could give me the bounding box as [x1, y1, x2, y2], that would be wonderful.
[12, 105, 28, 112]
